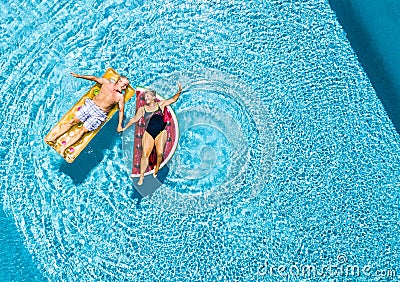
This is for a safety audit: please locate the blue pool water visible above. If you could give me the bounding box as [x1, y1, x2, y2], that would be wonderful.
[1, 0, 400, 281]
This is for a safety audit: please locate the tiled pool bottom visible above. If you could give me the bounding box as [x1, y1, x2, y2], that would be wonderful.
[1, 0, 400, 281]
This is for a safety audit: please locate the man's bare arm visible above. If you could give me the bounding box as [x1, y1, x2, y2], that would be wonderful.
[117, 98, 125, 132]
[70, 72, 108, 85]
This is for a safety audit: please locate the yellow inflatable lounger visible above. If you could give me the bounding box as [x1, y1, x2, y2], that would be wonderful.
[44, 68, 135, 163]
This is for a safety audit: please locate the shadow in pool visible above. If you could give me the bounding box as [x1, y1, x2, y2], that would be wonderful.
[128, 164, 170, 207]
[329, 0, 400, 134]
[59, 116, 120, 184]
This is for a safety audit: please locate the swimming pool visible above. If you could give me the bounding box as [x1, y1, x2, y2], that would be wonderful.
[329, 0, 400, 134]
[1, 0, 399, 281]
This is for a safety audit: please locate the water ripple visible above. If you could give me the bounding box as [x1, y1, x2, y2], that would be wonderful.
[1, 0, 399, 280]
[129, 69, 276, 213]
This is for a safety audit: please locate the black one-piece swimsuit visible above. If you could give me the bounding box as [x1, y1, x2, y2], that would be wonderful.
[144, 103, 166, 139]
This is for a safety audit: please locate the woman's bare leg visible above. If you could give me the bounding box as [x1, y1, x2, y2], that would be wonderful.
[138, 131, 155, 185]
[153, 130, 167, 177]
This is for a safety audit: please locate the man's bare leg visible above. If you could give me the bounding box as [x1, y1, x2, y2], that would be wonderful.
[60, 126, 88, 156]
[45, 116, 80, 144]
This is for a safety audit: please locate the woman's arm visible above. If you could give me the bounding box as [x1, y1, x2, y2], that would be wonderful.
[70, 72, 108, 85]
[121, 107, 144, 131]
[160, 82, 182, 107]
